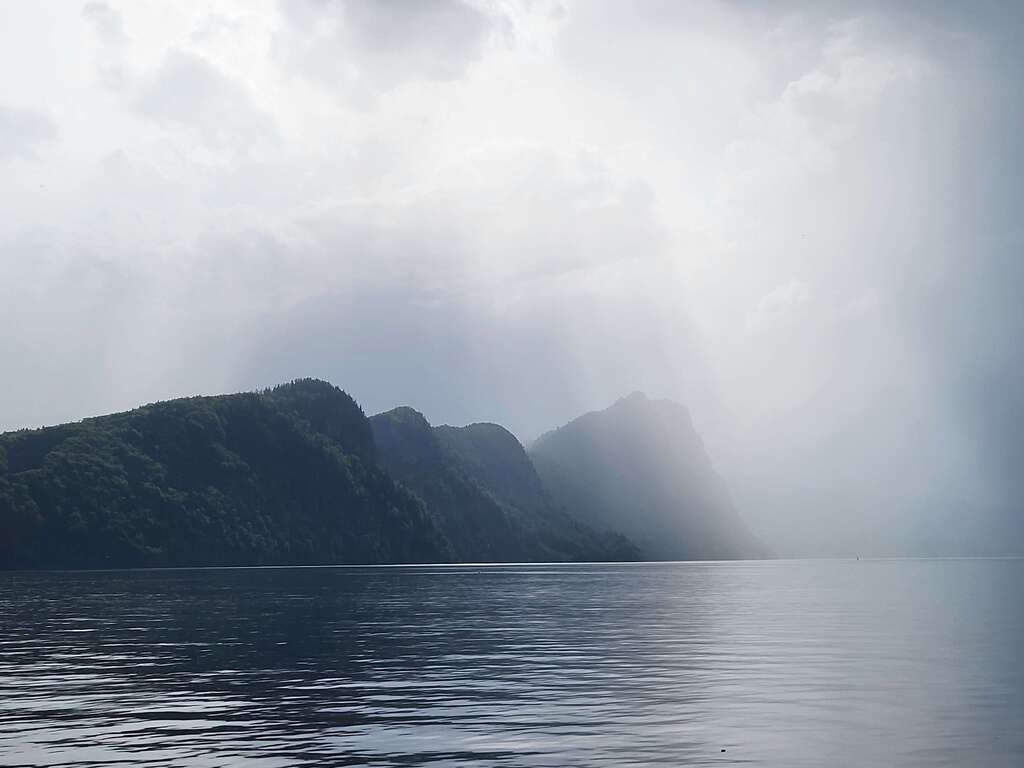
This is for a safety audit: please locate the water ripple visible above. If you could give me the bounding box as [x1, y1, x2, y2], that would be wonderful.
[1, 561, 1022, 766]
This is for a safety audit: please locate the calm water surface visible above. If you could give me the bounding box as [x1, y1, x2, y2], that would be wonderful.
[1, 560, 1022, 767]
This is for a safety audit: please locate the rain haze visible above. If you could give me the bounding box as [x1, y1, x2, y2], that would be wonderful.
[2, 0, 1022, 557]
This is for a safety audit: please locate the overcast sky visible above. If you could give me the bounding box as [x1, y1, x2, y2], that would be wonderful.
[2, 1, 1021, 554]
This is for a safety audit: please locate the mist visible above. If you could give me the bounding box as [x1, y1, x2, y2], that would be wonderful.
[2, 0, 1021, 557]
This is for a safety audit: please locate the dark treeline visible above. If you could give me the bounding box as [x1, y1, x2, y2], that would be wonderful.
[0, 379, 762, 569]
[0, 380, 447, 569]
[371, 408, 637, 562]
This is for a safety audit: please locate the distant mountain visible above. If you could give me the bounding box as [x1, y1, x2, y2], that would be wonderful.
[0, 380, 450, 569]
[0, 380, 759, 569]
[371, 409, 638, 562]
[529, 392, 765, 560]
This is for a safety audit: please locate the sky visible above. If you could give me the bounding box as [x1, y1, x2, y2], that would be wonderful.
[1, 0, 1022, 556]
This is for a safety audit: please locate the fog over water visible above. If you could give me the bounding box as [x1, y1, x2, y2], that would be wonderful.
[1, 1, 1022, 556]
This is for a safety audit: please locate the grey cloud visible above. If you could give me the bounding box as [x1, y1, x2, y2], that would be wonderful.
[0, 233, 150, 429]
[236, 261, 707, 442]
[81, 1, 127, 49]
[191, 13, 244, 45]
[174, 145, 685, 438]
[275, 0, 500, 104]
[0, 137, 676, 441]
[132, 49, 278, 151]
[81, 1, 130, 90]
[0, 105, 57, 161]
[745, 279, 810, 332]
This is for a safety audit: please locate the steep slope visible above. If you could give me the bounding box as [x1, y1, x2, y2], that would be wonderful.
[371, 409, 638, 562]
[434, 423, 550, 514]
[0, 380, 450, 569]
[529, 392, 765, 560]
[435, 422, 638, 560]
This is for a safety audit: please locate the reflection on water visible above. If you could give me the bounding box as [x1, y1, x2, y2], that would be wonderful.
[1, 560, 1022, 766]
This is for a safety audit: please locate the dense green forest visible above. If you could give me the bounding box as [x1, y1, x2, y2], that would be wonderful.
[0, 380, 765, 569]
[0, 380, 449, 568]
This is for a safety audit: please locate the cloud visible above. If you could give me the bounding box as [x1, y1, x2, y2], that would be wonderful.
[191, 13, 244, 45]
[275, 0, 502, 105]
[842, 288, 879, 316]
[132, 49, 278, 151]
[746, 279, 810, 332]
[81, 1, 127, 49]
[81, 1, 130, 89]
[0, 105, 58, 161]
[185, 142, 666, 318]
[0, 231, 152, 429]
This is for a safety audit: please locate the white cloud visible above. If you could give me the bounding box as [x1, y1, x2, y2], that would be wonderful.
[81, 1, 127, 49]
[843, 288, 879, 316]
[132, 48, 278, 152]
[274, 0, 504, 106]
[746, 279, 810, 332]
[191, 13, 244, 45]
[0, 105, 58, 161]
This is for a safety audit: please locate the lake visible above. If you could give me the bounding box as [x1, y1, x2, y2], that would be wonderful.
[1, 560, 1022, 766]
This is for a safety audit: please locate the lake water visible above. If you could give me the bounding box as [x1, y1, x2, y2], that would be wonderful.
[1, 560, 1022, 767]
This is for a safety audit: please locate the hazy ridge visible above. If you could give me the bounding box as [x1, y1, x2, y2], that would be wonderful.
[0, 379, 761, 568]
[531, 392, 767, 561]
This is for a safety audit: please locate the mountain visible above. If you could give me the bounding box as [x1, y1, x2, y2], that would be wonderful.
[371, 408, 638, 562]
[0, 380, 755, 569]
[529, 392, 765, 560]
[0, 380, 450, 569]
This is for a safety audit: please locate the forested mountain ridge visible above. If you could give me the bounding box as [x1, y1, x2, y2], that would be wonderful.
[371, 409, 637, 562]
[437, 422, 640, 561]
[0, 380, 759, 569]
[434, 422, 551, 514]
[530, 392, 766, 561]
[0, 380, 450, 569]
